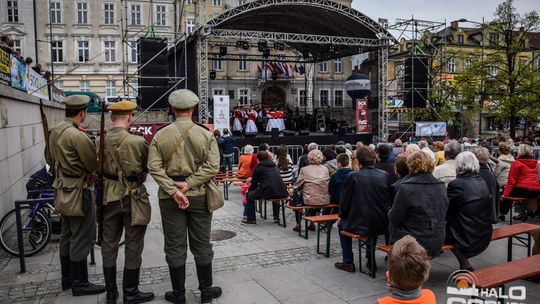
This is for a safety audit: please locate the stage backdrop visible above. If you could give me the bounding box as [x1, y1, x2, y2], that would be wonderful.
[213, 95, 230, 133]
[356, 98, 369, 134]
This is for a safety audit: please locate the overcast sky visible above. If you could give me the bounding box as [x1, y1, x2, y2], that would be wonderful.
[352, 0, 540, 29]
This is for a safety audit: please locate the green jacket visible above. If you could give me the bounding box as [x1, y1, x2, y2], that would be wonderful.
[96, 127, 149, 204]
[148, 117, 219, 199]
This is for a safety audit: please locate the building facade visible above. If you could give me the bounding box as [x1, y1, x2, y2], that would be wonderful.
[0, 0, 37, 61]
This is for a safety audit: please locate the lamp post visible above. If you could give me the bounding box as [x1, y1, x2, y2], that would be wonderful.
[457, 18, 485, 138]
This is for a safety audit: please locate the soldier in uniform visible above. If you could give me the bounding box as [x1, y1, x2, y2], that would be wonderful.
[96, 101, 154, 304]
[148, 89, 221, 304]
[47, 95, 105, 296]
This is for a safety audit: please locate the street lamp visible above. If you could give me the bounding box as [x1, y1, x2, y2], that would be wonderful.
[455, 18, 485, 138]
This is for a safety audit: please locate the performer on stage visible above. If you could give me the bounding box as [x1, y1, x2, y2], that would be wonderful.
[245, 106, 258, 134]
[266, 108, 281, 133]
[232, 106, 244, 135]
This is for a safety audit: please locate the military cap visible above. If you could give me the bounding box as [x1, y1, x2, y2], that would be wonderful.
[107, 100, 137, 115]
[168, 89, 199, 109]
[64, 95, 90, 110]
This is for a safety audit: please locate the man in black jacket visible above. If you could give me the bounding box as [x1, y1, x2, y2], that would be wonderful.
[220, 128, 236, 173]
[242, 151, 288, 224]
[335, 148, 390, 273]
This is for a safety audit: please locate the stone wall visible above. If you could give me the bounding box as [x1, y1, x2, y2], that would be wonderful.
[0, 84, 65, 219]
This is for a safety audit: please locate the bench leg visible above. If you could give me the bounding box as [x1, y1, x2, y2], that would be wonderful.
[369, 238, 376, 278]
[263, 200, 267, 220]
[281, 202, 286, 228]
[507, 236, 513, 262]
[316, 223, 321, 254]
[358, 239, 363, 274]
[304, 218, 309, 240]
[325, 223, 333, 258]
[528, 233, 532, 257]
[510, 202, 514, 225]
[297, 211, 302, 237]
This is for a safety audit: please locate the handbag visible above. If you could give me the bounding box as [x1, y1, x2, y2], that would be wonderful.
[175, 123, 224, 213]
[290, 187, 304, 207]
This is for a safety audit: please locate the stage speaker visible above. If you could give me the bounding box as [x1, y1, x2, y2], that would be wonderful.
[283, 130, 295, 136]
[338, 127, 347, 138]
[245, 132, 257, 137]
[138, 37, 170, 109]
[271, 128, 280, 138]
[403, 57, 429, 108]
[299, 130, 310, 136]
[219, 46, 227, 56]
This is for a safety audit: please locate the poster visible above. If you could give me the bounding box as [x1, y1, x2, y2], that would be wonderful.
[130, 123, 167, 143]
[415, 122, 447, 137]
[0, 48, 10, 85]
[49, 84, 65, 103]
[355, 98, 369, 134]
[213, 95, 230, 133]
[10, 55, 27, 91]
[27, 68, 49, 99]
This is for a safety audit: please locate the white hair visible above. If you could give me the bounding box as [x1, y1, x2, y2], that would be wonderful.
[406, 143, 420, 155]
[243, 145, 254, 155]
[455, 151, 480, 174]
[517, 144, 533, 158]
[472, 147, 490, 165]
[308, 142, 318, 151]
[368, 144, 376, 151]
[418, 140, 428, 149]
[394, 139, 403, 147]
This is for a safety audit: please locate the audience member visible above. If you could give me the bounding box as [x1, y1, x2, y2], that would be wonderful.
[495, 142, 515, 220]
[32, 63, 42, 74]
[275, 145, 294, 183]
[473, 147, 499, 223]
[432, 141, 463, 187]
[389, 151, 448, 257]
[405, 143, 420, 156]
[375, 143, 398, 186]
[214, 130, 223, 169]
[336, 148, 389, 273]
[377, 235, 436, 304]
[390, 155, 410, 206]
[292, 150, 330, 232]
[237, 145, 255, 179]
[328, 153, 353, 205]
[446, 151, 493, 270]
[297, 142, 317, 170]
[240, 177, 252, 221]
[418, 140, 436, 165]
[323, 148, 338, 176]
[0, 35, 13, 53]
[392, 139, 404, 160]
[243, 151, 288, 225]
[220, 128, 236, 173]
[433, 141, 445, 166]
[503, 144, 540, 221]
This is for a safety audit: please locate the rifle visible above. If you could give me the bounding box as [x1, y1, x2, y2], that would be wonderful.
[39, 100, 52, 165]
[95, 102, 106, 246]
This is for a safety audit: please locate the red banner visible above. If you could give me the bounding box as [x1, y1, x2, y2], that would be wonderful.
[130, 123, 167, 143]
[355, 99, 369, 134]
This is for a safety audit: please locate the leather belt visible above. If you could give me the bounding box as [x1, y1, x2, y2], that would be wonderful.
[168, 175, 187, 182]
[103, 172, 139, 182]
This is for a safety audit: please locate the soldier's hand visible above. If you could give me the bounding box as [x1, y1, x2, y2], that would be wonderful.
[174, 181, 191, 193]
[173, 190, 190, 209]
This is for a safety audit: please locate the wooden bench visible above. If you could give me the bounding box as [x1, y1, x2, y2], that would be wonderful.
[303, 214, 338, 257]
[378, 223, 539, 262]
[452, 255, 540, 302]
[286, 204, 339, 238]
[214, 176, 244, 200]
[258, 197, 291, 227]
[340, 230, 378, 278]
[501, 196, 528, 224]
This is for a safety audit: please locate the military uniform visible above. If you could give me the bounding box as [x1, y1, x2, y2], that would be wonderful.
[96, 100, 154, 304]
[47, 95, 105, 296]
[147, 89, 221, 304]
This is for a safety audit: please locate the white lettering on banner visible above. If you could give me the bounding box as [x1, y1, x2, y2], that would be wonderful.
[130, 126, 153, 135]
[213, 95, 230, 133]
[26, 67, 49, 99]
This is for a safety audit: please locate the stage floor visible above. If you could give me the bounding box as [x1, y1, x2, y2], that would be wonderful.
[235, 131, 373, 148]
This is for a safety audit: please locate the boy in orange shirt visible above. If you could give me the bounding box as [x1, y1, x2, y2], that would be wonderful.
[378, 235, 436, 304]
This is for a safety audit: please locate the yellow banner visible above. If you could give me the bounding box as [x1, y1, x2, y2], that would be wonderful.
[0, 48, 9, 74]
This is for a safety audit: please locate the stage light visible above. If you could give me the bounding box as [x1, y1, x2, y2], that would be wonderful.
[257, 41, 268, 52]
[242, 41, 250, 50]
[274, 42, 285, 51]
[262, 48, 270, 58]
[210, 70, 216, 80]
[236, 40, 243, 48]
[219, 46, 227, 56]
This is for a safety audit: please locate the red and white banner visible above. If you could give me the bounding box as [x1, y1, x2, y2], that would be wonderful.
[130, 123, 167, 143]
[355, 98, 369, 134]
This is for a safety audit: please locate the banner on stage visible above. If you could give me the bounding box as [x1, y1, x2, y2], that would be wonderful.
[355, 98, 369, 134]
[213, 95, 230, 133]
[415, 122, 447, 137]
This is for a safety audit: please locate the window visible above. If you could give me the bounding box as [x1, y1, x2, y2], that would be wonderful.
[77, 40, 89, 62]
[186, 19, 195, 34]
[52, 41, 63, 63]
[212, 0, 221, 6]
[320, 90, 329, 107]
[130, 81, 138, 97]
[104, 41, 116, 63]
[447, 57, 456, 73]
[319, 61, 328, 73]
[489, 33, 499, 46]
[12, 39, 21, 53]
[7, 1, 19, 23]
[238, 54, 247, 71]
[129, 41, 138, 63]
[334, 59, 342, 73]
[187, 0, 193, 4]
[80, 80, 90, 92]
[50, 1, 62, 24]
[156, 5, 166, 26]
[395, 64, 404, 78]
[54, 81, 64, 89]
[238, 0, 247, 4]
[238, 89, 249, 105]
[228, 90, 235, 99]
[299, 89, 306, 106]
[131, 4, 141, 25]
[488, 65, 498, 77]
[213, 89, 224, 96]
[76, 2, 89, 24]
[105, 80, 116, 96]
[457, 35, 464, 44]
[334, 90, 343, 107]
[212, 60, 223, 71]
[103, 3, 115, 25]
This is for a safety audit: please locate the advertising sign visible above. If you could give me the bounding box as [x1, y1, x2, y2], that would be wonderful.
[355, 98, 369, 134]
[130, 123, 167, 144]
[10, 55, 27, 91]
[0, 48, 10, 85]
[213, 95, 230, 133]
[50, 84, 65, 103]
[27, 68, 49, 99]
[415, 122, 447, 137]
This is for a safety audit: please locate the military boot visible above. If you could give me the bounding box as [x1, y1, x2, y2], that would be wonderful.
[70, 259, 106, 296]
[123, 268, 154, 304]
[60, 255, 71, 291]
[103, 266, 118, 304]
[165, 266, 186, 304]
[196, 263, 222, 303]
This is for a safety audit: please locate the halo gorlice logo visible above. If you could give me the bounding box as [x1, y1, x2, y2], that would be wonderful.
[446, 270, 527, 304]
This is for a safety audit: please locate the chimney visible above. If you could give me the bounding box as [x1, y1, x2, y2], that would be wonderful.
[451, 21, 459, 29]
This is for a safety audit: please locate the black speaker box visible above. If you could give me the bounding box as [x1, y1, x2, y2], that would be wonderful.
[271, 128, 280, 138]
[299, 130, 310, 136]
[283, 130, 295, 136]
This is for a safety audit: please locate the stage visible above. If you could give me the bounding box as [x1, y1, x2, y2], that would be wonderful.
[235, 131, 373, 148]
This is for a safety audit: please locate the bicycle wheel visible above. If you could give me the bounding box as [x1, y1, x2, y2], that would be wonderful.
[0, 207, 52, 257]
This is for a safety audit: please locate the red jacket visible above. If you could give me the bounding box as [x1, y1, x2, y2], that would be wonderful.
[503, 158, 540, 197]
